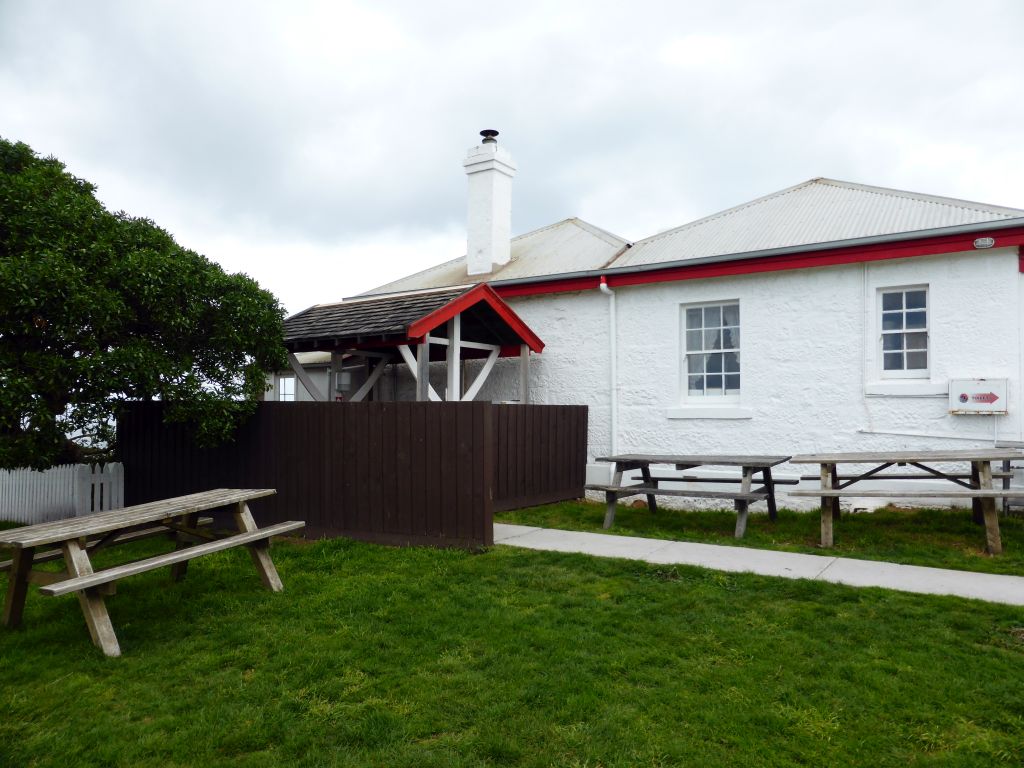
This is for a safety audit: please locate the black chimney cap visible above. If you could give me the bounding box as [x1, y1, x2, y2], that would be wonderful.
[480, 129, 499, 144]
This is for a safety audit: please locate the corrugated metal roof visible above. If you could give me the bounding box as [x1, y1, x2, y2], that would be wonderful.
[359, 178, 1024, 295]
[612, 178, 1024, 269]
[362, 217, 628, 296]
[285, 286, 468, 343]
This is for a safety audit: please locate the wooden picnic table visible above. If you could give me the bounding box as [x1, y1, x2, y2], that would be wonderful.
[589, 454, 793, 538]
[0, 488, 304, 656]
[789, 449, 1024, 554]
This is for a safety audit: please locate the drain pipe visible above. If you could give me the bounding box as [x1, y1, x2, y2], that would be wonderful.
[599, 276, 618, 456]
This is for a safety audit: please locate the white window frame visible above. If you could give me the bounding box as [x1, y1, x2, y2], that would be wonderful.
[878, 285, 929, 380]
[679, 300, 741, 404]
[278, 374, 296, 402]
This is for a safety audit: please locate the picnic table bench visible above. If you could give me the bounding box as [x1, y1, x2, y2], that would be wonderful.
[588, 454, 793, 538]
[0, 488, 304, 656]
[995, 440, 1024, 514]
[789, 449, 1024, 554]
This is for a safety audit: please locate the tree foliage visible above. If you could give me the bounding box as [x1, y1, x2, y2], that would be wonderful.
[0, 138, 287, 469]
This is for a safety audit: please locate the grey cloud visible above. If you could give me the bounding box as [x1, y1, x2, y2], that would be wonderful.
[2, 0, 1024, 312]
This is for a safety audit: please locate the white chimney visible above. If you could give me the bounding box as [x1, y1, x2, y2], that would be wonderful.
[463, 129, 517, 276]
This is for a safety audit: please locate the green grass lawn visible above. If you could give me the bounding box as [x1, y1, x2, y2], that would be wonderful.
[496, 501, 1024, 576]
[2, 535, 1024, 767]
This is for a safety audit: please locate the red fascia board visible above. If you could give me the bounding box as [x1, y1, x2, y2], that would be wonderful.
[497, 275, 602, 297]
[406, 283, 490, 336]
[492, 229, 1024, 297]
[407, 283, 545, 353]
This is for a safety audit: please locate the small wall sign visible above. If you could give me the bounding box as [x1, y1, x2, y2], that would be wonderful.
[948, 378, 1008, 414]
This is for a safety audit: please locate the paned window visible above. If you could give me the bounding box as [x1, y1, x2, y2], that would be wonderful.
[684, 302, 740, 397]
[880, 287, 928, 377]
[279, 375, 296, 402]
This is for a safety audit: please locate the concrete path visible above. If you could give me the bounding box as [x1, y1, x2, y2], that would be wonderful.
[494, 523, 1024, 606]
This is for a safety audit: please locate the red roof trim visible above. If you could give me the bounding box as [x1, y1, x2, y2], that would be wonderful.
[407, 283, 545, 353]
[498, 275, 602, 297]
[493, 228, 1024, 297]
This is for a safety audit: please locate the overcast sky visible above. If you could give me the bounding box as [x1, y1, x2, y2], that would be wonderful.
[3, 0, 1024, 314]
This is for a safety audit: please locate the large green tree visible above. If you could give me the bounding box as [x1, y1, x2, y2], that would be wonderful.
[0, 138, 287, 469]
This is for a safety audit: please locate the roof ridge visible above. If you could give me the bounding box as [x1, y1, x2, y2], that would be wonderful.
[629, 177, 1024, 253]
[509, 217, 626, 246]
[359, 224, 573, 298]
[360, 255, 468, 296]
[362, 218, 629, 296]
[632, 178, 822, 248]
[363, 220, 591, 298]
[511, 219, 565, 241]
[566, 217, 631, 247]
[512, 217, 579, 242]
[813, 178, 1024, 216]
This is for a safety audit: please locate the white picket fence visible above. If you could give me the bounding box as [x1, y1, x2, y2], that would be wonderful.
[0, 463, 124, 524]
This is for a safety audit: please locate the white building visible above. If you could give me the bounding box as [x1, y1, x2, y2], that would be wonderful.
[275, 132, 1024, 504]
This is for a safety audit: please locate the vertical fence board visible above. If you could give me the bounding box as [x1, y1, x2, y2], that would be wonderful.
[409, 402, 427, 537]
[326, 404, 345, 536]
[455, 404, 471, 542]
[445, 405, 457, 540]
[353, 404, 371, 534]
[365, 403, 382, 534]
[378, 403, 393, 533]
[424, 405, 442, 538]
[394, 402, 412, 536]
[480, 402, 494, 545]
[505, 407, 515, 506]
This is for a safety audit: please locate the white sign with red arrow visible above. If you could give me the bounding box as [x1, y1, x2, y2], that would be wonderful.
[948, 379, 1008, 414]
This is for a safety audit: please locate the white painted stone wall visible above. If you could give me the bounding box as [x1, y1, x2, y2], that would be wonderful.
[474, 247, 1024, 509]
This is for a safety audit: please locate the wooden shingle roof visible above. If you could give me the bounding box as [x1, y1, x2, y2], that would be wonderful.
[283, 284, 544, 355]
[285, 287, 467, 344]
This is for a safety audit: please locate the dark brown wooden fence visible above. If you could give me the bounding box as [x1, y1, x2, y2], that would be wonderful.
[116, 402, 586, 549]
[492, 404, 588, 512]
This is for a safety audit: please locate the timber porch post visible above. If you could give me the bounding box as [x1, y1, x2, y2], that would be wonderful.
[416, 334, 431, 402]
[446, 316, 461, 401]
[519, 344, 530, 404]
